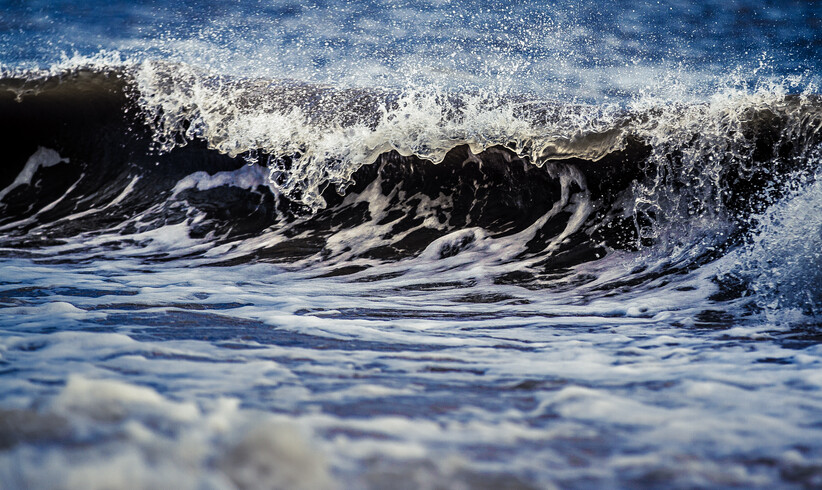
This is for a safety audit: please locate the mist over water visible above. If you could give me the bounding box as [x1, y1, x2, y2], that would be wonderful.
[1, 1, 822, 489]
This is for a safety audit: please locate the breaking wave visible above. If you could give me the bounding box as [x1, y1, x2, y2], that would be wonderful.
[1, 60, 821, 315]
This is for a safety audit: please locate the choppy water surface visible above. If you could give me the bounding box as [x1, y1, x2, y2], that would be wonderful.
[1, 1, 821, 488]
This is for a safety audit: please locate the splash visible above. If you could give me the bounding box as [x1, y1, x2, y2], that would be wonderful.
[734, 167, 822, 316]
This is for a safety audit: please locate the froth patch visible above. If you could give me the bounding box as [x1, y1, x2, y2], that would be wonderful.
[171, 164, 272, 197]
[0, 147, 69, 203]
[419, 228, 486, 260]
[218, 420, 332, 490]
[53, 375, 200, 422]
[0, 378, 332, 490]
[1, 302, 106, 326]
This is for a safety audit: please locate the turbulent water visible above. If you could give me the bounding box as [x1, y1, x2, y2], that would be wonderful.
[1, 1, 822, 489]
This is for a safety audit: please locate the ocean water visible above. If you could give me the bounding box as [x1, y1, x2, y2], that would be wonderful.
[1, 1, 822, 488]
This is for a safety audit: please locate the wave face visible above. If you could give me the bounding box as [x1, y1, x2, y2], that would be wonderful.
[2, 1, 822, 489]
[2, 67, 820, 269]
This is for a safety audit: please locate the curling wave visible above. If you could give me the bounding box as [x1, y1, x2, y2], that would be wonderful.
[1, 62, 820, 313]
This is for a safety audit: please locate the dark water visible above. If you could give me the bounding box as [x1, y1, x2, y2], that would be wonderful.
[1, 1, 822, 489]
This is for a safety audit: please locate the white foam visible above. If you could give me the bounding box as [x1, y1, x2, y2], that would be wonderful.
[0, 378, 332, 490]
[172, 164, 272, 198]
[0, 147, 68, 203]
[54, 375, 200, 422]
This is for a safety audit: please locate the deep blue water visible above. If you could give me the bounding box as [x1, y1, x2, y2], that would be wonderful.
[3, 0, 822, 97]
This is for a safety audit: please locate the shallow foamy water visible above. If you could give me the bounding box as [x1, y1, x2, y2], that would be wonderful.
[2, 245, 822, 488]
